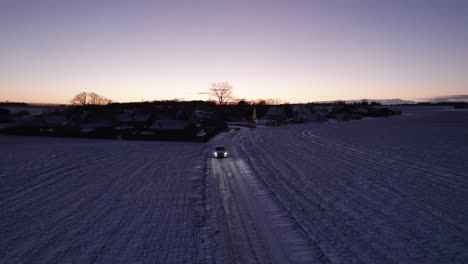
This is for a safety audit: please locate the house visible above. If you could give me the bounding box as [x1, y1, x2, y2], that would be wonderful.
[149, 119, 194, 131]
[114, 112, 133, 124]
[132, 113, 152, 128]
[114, 112, 134, 132]
[265, 106, 288, 121]
[12, 115, 45, 134]
[67, 110, 90, 127]
[309, 108, 329, 122]
[292, 105, 314, 123]
[78, 120, 115, 137]
[350, 106, 369, 115]
[146, 120, 197, 140]
[0, 108, 16, 131]
[39, 114, 68, 133]
[192, 110, 214, 121]
[0, 108, 13, 123]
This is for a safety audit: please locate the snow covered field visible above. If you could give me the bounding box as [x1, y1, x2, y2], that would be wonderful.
[1, 106, 468, 263]
[0, 138, 207, 263]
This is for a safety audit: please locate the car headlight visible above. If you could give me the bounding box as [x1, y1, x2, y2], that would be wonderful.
[224, 152, 227, 156]
[213, 152, 217, 156]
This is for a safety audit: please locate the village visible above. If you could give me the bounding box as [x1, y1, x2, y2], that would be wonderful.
[0, 101, 401, 141]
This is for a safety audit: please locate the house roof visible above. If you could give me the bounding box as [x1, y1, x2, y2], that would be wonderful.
[132, 113, 151, 122]
[42, 114, 68, 126]
[292, 105, 307, 111]
[293, 107, 312, 114]
[149, 120, 191, 130]
[266, 106, 285, 116]
[114, 113, 133, 122]
[79, 120, 114, 129]
[18, 116, 43, 127]
[192, 110, 214, 119]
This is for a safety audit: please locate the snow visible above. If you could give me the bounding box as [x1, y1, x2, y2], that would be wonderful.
[0, 137, 207, 263]
[1, 106, 468, 263]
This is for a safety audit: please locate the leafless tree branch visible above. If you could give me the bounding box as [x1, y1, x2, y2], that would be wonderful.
[70, 92, 111, 106]
[209, 82, 233, 105]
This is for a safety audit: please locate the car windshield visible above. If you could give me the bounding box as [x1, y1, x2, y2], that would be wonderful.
[215, 146, 225, 151]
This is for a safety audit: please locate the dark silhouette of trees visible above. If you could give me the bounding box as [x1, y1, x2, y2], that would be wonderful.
[70, 92, 88, 105]
[209, 82, 233, 105]
[88, 92, 111, 105]
[236, 99, 250, 106]
[70, 92, 111, 106]
[250, 98, 287, 105]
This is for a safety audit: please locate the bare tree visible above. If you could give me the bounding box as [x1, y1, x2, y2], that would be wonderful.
[209, 82, 234, 105]
[70, 92, 111, 106]
[265, 98, 287, 105]
[70, 92, 88, 106]
[88, 92, 111, 105]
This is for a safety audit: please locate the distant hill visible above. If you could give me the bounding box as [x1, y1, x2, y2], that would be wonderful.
[366, 99, 417, 105]
[312, 98, 416, 105]
[426, 95, 468, 103]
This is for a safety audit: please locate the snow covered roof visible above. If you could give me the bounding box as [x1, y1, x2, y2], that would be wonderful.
[114, 113, 133, 122]
[312, 106, 333, 111]
[292, 105, 309, 111]
[42, 114, 68, 126]
[132, 113, 151, 122]
[192, 110, 214, 119]
[0, 123, 17, 129]
[293, 107, 312, 114]
[149, 120, 191, 130]
[266, 106, 285, 116]
[18, 116, 43, 127]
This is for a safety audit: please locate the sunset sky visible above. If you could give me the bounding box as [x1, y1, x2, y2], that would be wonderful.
[1, 0, 467, 104]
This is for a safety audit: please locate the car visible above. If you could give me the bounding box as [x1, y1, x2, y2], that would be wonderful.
[213, 146, 228, 158]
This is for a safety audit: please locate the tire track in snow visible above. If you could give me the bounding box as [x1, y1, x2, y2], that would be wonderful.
[210, 130, 326, 263]
[301, 131, 468, 191]
[261, 129, 466, 263]
[212, 158, 266, 263]
[239, 130, 375, 263]
[0, 164, 78, 205]
[297, 130, 468, 235]
[239, 124, 468, 263]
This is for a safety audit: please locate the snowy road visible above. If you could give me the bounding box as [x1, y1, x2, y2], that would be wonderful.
[208, 136, 326, 263]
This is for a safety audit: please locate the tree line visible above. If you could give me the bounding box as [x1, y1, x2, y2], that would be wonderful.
[70, 82, 289, 107]
[70, 92, 112, 106]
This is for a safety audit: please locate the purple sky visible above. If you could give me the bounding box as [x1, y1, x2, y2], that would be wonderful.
[1, 0, 467, 103]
